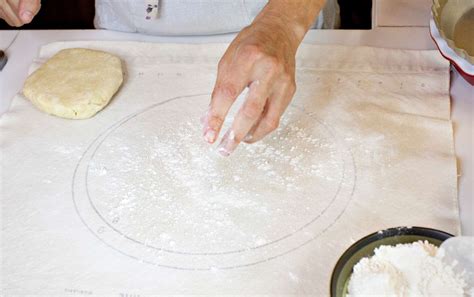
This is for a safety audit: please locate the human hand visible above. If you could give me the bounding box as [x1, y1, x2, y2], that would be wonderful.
[202, 16, 298, 157]
[0, 0, 41, 27]
[201, 0, 324, 156]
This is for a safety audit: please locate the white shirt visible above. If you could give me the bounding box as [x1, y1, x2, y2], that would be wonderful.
[94, 0, 339, 36]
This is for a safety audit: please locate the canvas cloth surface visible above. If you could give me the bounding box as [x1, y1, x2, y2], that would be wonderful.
[1, 41, 459, 296]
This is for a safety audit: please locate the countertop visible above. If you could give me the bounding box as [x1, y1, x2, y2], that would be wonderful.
[0, 28, 472, 235]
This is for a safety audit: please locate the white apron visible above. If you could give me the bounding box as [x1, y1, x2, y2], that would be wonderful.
[94, 0, 340, 35]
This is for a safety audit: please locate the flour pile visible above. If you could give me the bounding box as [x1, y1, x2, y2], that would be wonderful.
[347, 241, 467, 297]
[87, 101, 346, 255]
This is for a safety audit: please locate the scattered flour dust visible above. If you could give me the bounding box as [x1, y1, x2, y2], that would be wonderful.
[347, 240, 467, 297]
[87, 102, 344, 255]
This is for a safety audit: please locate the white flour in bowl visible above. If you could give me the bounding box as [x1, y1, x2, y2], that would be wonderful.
[347, 240, 467, 297]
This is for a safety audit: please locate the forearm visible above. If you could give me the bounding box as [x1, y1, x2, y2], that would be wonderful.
[254, 0, 326, 45]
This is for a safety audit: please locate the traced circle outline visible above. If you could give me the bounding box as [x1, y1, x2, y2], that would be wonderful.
[72, 93, 357, 270]
[87, 95, 343, 254]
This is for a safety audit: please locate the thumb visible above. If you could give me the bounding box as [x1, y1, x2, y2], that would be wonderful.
[18, 0, 41, 24]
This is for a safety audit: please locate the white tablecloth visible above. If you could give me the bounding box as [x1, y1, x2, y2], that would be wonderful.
[1, 41, 460, 295]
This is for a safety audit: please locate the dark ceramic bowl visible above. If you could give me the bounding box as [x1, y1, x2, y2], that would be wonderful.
[330, 226, 454, 297]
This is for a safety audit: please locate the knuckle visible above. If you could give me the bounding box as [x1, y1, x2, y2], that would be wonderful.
[233, 132, 246, 143]
[242, 100, 263, 119]
[217, 57, 227, 71]
[205, 107, 224, 128]
[264, 116, 280, 132]
[263, 56, 283, 73]
[279, 73, 296, 95]
[280, 71, 293, 83]
[214, 83, 239, 100]
[239, 44, 264, 61]
[208, 114, 224, 128]
[288, 80, 297, 95]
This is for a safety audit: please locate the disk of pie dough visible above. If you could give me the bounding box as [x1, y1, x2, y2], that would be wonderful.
[22, 48, 124, 119]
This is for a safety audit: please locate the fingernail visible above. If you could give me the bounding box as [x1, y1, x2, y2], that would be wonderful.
[204, 129, 216, 143]
[243, 134, 253, 142]
[218, 146, 231, 157]
[20, 11, 33, 23]
[217, 130, 237, 156]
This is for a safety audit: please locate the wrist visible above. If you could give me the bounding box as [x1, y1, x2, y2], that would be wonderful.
[256, 0, 326, 46]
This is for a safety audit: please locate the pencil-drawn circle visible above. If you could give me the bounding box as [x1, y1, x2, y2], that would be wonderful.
[72, 93, 356, 270]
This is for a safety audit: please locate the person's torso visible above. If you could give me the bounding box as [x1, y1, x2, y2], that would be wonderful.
[94, 0, 339, 35]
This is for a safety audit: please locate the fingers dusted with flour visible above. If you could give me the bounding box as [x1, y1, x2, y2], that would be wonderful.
[245, 76, 296, 144]
[202, 0, 326, 156]
[204, 26, 297, 156]
[203, 47, 253, 144]
[217, 80, 270, 156]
